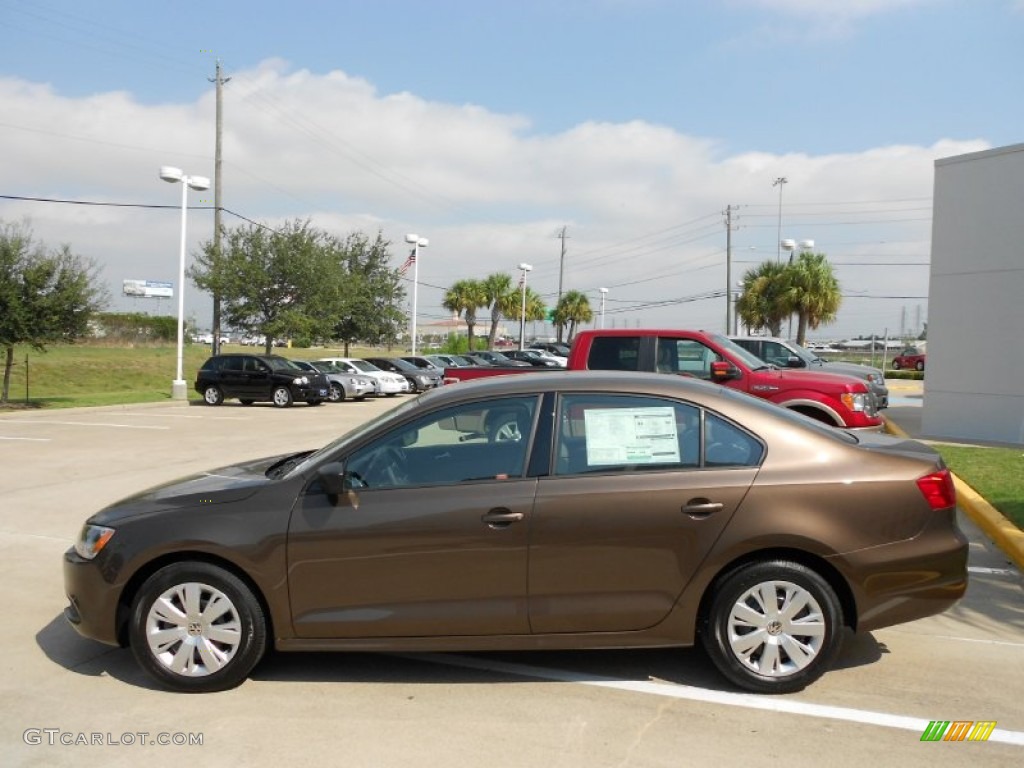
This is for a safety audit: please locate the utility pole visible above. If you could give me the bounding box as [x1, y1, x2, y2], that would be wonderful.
[724, 205, 735, 334]
[209, 59, 230, 356]
[556, 226, 568, 343]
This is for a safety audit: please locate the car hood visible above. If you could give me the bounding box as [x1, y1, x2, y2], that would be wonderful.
[90, 452, 298, 525]
[821, 361, 885, 381]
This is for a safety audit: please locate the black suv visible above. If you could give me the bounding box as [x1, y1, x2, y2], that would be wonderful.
[195, 354, 330, 407]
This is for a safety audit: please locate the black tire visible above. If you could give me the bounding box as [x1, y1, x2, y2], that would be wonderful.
[271, 386, 293, 408]
[128, 562, 267, 693]
[891, 360, 901, 370]
[202, 385, 224, 406]
[328, 383, 345, 403]
[702, 560, 843, 694]
[915, 361, 924, 371]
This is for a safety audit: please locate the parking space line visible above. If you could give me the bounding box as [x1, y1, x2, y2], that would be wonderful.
[410, 653, 1024, 746]
[0, 419, 170, 430]
[968, 566, 1018, 576]
[0, 436, 51, 441]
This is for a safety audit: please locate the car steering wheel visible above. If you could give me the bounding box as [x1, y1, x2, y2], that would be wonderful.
[364, 445, 409, 487]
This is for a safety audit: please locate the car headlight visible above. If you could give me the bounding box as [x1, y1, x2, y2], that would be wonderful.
[840, 392, 869, 413]
[75, 524, 115, 560]
[295, 376, 309, 385]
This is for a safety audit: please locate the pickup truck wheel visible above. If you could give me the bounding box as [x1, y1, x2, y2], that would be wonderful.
[891, 360, 901, 370]
[702, 560, 843, 694]
[915, 361, 924, 371]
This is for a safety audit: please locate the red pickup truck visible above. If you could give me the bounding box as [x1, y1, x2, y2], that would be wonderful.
[444, 329, 883, 430]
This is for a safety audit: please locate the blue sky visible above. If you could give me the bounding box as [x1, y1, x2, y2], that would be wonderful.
[1, 0, 1021, 338]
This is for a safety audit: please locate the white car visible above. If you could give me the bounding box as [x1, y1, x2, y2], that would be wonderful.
[313, 357, 410, 397]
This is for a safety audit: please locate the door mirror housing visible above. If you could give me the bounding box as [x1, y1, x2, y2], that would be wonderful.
[785, 355, 805, 368]
[710, 361, 740, 383]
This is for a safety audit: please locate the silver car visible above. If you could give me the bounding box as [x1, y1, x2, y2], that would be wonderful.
[292, 360, 374, 402]
[729, 336, 889, 408]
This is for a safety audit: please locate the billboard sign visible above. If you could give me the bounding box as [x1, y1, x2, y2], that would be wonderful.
[123, 280, 173, 298]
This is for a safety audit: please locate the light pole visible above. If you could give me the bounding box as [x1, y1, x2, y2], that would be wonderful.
[781, 238, 814, 340]
[404, 234, 428, 355]
[773, 177, 787, 262]
[599, 287, 608, 329]
[159, 166, 209, 400]
[517, 263, 532, 350]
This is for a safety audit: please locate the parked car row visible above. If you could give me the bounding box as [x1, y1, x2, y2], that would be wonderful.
[194, 354, 444, 407]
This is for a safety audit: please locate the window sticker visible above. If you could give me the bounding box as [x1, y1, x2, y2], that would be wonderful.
[583, 407, 681, 466]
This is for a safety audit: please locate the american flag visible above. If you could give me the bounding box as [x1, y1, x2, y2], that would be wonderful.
[399, 247, 417, 276]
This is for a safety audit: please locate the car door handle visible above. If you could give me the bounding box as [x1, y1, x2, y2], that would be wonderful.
[481, 509, 524, 528]
[682, 499, 724, 517]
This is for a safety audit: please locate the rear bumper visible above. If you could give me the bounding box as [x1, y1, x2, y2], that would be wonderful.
[830, 510, 969, 633]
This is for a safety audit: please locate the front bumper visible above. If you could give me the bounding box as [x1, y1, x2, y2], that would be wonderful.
[63, 547, 123, 647]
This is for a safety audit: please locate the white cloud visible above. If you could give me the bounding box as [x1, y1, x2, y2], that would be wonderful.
[0, 61, 989, 337]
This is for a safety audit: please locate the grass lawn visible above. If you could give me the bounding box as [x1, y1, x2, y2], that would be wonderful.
[936, 444, 1024, 529]
[0, 342, 391, 409]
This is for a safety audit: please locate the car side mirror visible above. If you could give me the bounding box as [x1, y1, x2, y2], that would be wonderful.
[316, 462, 361, 508]
[709, 361, 740, 383]
[786, 356, 805, 368]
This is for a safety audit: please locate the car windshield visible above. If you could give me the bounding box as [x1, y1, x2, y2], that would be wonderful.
[381, 359, 418, 372]
[351, 360, 382, 373]
[313, 360, 344, 373]
[708, 334, 776, 370]
[265, 356, 303, 372]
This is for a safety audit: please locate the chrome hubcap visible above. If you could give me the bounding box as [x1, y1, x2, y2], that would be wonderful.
[145, 582, 242, 677]
[727, 580, 825, 678]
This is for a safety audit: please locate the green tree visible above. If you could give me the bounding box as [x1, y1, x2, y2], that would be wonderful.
[326, 232, 405, 354]
[785, 251, 841, 346]
[553, 290, 593, 342]
[0, 222, 106, 403]
[501, 286, 547, 336]
[482, 272, 515, 348]
[736, 260, 791, 336]
[191, 219, 327, 354]
[442, 279, 487, 352]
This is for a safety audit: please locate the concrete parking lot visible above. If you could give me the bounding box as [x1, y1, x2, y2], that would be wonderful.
[2, 397, 1023, 767]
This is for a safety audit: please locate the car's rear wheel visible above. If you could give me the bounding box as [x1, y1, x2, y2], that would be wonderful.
[702, 560, 842, 694]
[203, 386, 224, 406]
[915, 361, 924, 371]
[891, 360, 901, 370]
[128, 562, 266, 693]
[328, 383, 345, 403]
[272, 386, 293, 408]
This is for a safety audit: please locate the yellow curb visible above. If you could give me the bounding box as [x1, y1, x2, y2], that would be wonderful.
[884, 416, 1024, 571]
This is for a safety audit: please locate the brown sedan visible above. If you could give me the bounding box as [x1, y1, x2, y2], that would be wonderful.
[63, 371, 967, 694]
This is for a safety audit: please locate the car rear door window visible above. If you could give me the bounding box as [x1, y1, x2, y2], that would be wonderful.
[555, 394, 700, 475]
[586, 336, 640, 371]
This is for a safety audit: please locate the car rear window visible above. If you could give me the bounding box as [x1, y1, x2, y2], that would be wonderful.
[586, 336, 641, 371]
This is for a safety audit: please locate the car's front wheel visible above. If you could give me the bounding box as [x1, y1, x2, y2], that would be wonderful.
[891, 360, 902, 370]
[128, 562, 267, 693]
[915, 361, 924, 371]
[272, 386, 293, 408]
[702, 560, 843, 694]
[328, 383, 344, 403]
[203, 385, 224, 406]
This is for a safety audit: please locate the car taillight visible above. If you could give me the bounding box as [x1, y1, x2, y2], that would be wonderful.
[916, 468, 956, 510]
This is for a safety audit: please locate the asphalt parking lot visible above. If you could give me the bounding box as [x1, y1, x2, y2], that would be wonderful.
[2, 397, 1023, 767]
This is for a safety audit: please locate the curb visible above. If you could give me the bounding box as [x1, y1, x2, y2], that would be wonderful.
[884, 417, 1024, 571]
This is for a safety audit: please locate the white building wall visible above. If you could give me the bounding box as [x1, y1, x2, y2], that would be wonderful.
[922, 143, 1024, 445]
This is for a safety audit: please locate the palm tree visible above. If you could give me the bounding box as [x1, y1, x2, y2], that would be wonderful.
[784, 252, 841, 346]
[736, 261, 791, 336]
[482, 272, 515, 348]
[554, 290, 593, 342]
[500, 286, 547, 336]
[442, 279, 487, 351]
